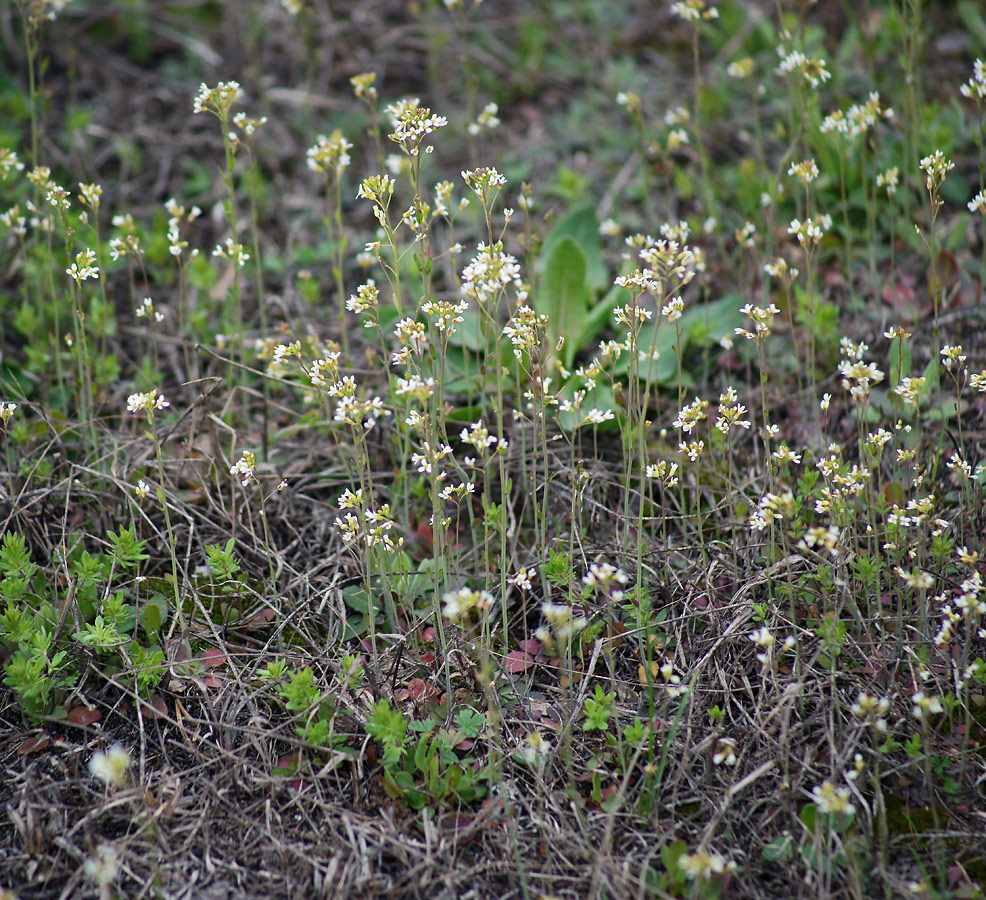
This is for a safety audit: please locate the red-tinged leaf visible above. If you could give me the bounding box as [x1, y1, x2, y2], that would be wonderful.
[247, 607, 277, 627]
[65, 705, 101, 727]
[455, 738, 475, 751]
[415, 522, 433, 547]
[421, 626, 436, 643]
[200, 673, 223, 689]
[290, 778, 307, 792]
[419, 652, 436, 665]
[540, 718, 562, 732]
[277, 752, 299, 772]
[407, 678, 433, 701]
[936, 250, 960, 291]
[505, 650, 534, 674]
[18, 735, 49, 755]
[881, 278, 926, 320]
[141, 695, 168, 720]
[393, 688, 409, 702]
[198, 647, 226, 669]
[518, 639, 541, 656]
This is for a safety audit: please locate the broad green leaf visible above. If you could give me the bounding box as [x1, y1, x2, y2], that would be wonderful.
[538, 235, 590, 369]
[684, 295, 744, 347]
[540, 204, 607, 291]
[888, 335, 911, 388]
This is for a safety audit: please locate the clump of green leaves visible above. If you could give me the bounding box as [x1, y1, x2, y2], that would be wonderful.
[0, 530, 168, 719]
[365, 700, 491, 810]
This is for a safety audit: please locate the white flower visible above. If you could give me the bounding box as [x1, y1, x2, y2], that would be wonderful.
[88, 744, 130, 787]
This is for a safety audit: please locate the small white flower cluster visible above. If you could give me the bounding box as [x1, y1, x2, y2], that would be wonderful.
[508, 568, 537, 591]
[335, 488, 403, 553]
[135, 297, 165, 323]
[876, 166, 900, 196]
[911, 691, 943, 719]
[212, 237, 250, 268]
[193, 81, 241, 116]
[820, 92, 893, 141]
[442, 586, 494, 623]
[410, 441, 453, 476]
[109, 232, 143, 262]
[671, 0, 718, 22]
[851, 692, 890, 732]
[748, 490, 794, 533]
[459, 420, 505, 455]
[775, 47, 831, 88]
[165, 198, 201, 259]
[387, 99, 447, 155]
[838, 339, 884, 402]
[502, 306, 546, 360]
[127, 390, 169, 414]
[715, 386, 750, 435]
[0, 148, 24, 180]
[919, 150, 954, 193]
[935, 570, 986, 648]
[787, 158, 819, 184]
[712, 737, 737, 766]
[461, 241, 525, 307]
[66, 248, 98, 284]
[812, 781, 855, 816]
[748, 626, 795, 666]
[583, 562, 628, 598]
[347, 280, 379, 318]
[468, 102, 500, 136]
[735, 302, 780, 343]
[646, 459, 679, 486]
[422, 298, 468, 333]
[535, 602, 588, 651]
[88, 743, 130, 787]
[307, 131, 352, 177]
[678, 848, 736, 882]
[787, 214, 831, 248]
[229, 450, 256, 487]
[0, 401, 18, 425]
[763, 256, 799, 282]
[959, 59, 986, 103]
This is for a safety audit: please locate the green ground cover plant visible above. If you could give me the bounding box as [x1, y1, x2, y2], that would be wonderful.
[1, 0, 986, 898]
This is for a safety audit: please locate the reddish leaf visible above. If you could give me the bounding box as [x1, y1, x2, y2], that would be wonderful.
[141, 695, 168, 720]
[198, 648, 226, 669]
[276, 752, 299, 772]
[505, 650, 534, 674]
[407, 678, 439, 702]
[65, 705, 101, 727]
[18, 735, 49, 755]
[518, 639, 541, 656]
[455, 738, 475, 751]
[247, 608, 276, 627]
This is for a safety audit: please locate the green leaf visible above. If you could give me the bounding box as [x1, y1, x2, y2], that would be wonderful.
[958, 0, 986, 46]
[683, 295, 744, 348]
[538, 235, 590, 369]
[141, 593, 169, 637]
[763, 834, 795, 863]
[454, 708, 486, 738]
[888, 335, 912, 388]
[540, 204, 607, 291]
